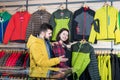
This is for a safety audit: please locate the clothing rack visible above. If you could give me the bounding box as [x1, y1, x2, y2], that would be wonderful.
[0, 43, 27, 50]
[0, 0, 29, 11]
[0, 0, 119, 11]
[0, 0, 30, 2]
[94, 48, 120, 55]
[0, 0, 118, 51]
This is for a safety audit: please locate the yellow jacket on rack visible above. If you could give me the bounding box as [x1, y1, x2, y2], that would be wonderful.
[89, 5, 120, 44]
[27, 35, 60, 68]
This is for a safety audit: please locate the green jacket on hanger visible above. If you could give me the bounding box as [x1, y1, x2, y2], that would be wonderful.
[49, 9, 72, 41]
[71, 42, 100, 80]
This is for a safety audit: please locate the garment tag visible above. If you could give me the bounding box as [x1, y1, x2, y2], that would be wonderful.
[60, 12, 64, 16]
[20, 16, 24, 22]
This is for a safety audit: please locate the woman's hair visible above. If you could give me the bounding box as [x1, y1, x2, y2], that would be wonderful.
[56, 28, 69, 44]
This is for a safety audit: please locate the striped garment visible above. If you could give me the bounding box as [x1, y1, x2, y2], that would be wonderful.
[26, 10, 51, 42]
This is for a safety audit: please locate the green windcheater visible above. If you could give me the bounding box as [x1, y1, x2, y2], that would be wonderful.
[71, 42, 100, 80]
[89, 6, 120, 44]
[49, 9, 72, 41]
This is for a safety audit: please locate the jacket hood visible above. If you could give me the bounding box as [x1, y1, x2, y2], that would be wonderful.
[27, 35, 44, 49]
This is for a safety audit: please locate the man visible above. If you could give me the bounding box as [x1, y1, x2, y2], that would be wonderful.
[27, 23, 68, 68]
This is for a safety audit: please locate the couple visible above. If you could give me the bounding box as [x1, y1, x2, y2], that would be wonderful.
[27, 23, 70, 68]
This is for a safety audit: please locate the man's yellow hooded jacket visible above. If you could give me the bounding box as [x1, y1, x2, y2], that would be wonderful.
[29, 67, 60, 78]
[27, 35, 60, 68]
[89, 6, 120, 44]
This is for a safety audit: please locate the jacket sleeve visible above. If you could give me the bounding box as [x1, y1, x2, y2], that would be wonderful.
[3, 15, 15, 44]
[68, 11, 73, 29]
[71, 11, 78, 42]
[115, 11, 120, 44]
[88, 47, 100, 80]
[30, 43, 60, 67]
[69, 11, 73, 41]
[88, 25, 97, 43]
[88, 13, 99, 43]
[115, 29, 120, 44]
[25, 15, 34, 42]
[49, 12, 56, 29]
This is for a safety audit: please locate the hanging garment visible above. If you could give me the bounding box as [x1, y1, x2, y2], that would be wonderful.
[5, 52, 14, 66]
[0, 11, 11, 43]
[3, 11, 31, 44]
[71, 42, 100, 80]
[0, 50, 5, 58]
[115, 11, 120, 43]
[110, 54, 115, 80]
[78, 67, 91, 80]
[49, 9, 72, 41]
[71, 7, 95, 42]
[16, 53, 26, 66]
[23, 53, 29, 67]
[5, 52, 21, 67]
[98, 55, 111, 80]
[111, 54, 120, 80]
[89, 6, 119, 44]
[2, 52, 11, 66]
[26, 10, 51, 42]
[25, 55, 30, 67]
[0, 51, 5, 66]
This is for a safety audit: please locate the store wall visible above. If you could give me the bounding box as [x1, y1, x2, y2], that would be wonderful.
[1, 0, 119, 14]
[0, 0, 120, 49]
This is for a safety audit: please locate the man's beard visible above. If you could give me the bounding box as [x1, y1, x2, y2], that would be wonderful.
[45, 36, 52, 40]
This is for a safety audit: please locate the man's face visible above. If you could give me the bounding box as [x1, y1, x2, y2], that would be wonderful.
[44, 29, 52, 40]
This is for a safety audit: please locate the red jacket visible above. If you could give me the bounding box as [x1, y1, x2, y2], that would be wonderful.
[3, 11, 31, 44]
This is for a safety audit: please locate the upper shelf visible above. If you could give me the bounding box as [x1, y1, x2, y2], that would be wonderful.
[0, 0, 119, 8]
[0, 0, 33, 2]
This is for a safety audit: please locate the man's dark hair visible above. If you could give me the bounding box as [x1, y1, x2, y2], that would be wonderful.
[39, 23, 53, 34]
[56, 28, 69, 44]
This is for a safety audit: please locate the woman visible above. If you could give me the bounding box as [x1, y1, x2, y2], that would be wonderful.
[52, 28, 71, 68]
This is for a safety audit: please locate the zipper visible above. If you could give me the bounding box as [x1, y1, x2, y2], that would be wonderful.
[72, 43, 83, 66]
[19, 12, 25, 39]
[106, 6, 108, 38]
[20, 16, 22, 39]
[0, 16, 4, 42]
[1, 21, 3, 41]
[83, 11, 86, 39]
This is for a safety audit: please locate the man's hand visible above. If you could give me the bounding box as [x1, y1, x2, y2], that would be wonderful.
[59, 55, 68, 62]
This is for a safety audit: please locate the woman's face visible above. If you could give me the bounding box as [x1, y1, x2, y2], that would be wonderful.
[59, 30, 68, 42]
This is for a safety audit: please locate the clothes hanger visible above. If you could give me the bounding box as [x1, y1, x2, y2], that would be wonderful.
[82, 1, 88, 8]
[38, 5, 46, 11]
[80, 39, 87, 44]
[0, 5, 6, 13]
[19, 5, 26, 12]
[103, 1, 110, 7]
[59, 3, 66, 10]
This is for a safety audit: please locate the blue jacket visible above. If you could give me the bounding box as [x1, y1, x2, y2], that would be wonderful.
[0, 11, 11, 43]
